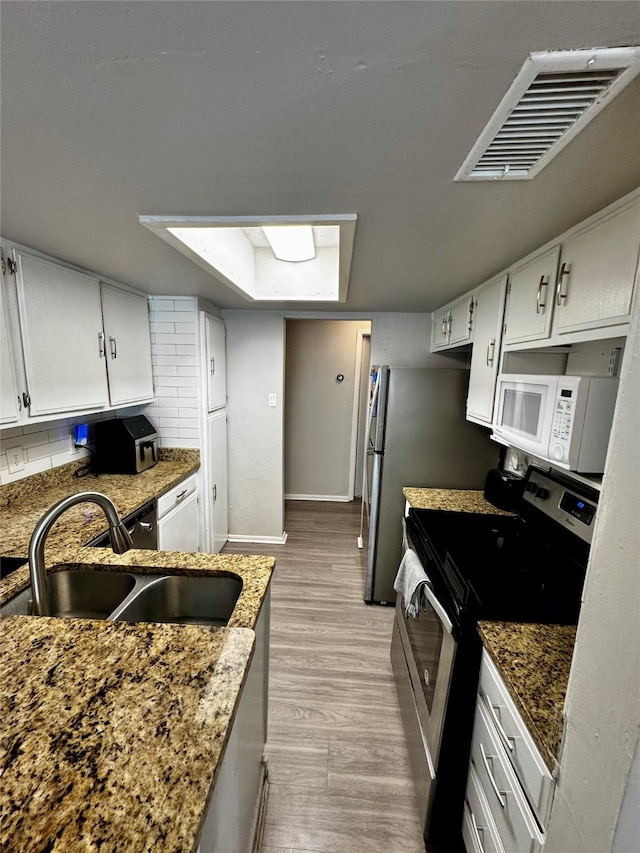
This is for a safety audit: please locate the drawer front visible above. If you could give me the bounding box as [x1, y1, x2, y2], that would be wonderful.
[463, 763, 505, 853]
[157, 473, 198, 518]
[479, 652, 554, 822]
[470, 702, 543, 853]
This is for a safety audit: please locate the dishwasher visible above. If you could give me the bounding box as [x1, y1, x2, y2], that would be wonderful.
[88, 501, 157, 550]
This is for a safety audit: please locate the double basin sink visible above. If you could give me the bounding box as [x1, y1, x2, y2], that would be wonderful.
[2, 567, 242, 627]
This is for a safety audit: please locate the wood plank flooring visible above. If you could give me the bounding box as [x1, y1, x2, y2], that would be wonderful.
[224, 501, 426, 852]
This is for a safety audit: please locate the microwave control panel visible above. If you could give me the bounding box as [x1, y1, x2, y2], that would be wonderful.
[550, 382, 580, 463]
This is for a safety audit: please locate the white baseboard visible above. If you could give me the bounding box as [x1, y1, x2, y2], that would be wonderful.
[284, 494, 351, 502]
[227, 532, 288, 545]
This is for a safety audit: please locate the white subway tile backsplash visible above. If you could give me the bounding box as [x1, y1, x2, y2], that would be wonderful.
[27, 438, 70, 462]
[155, 334, 197, 347]
[177, 387, 198, 398]
[177, 366, 198, 377]
[173, 300, 196, 311]
[153, 345, 177, 356]
[154, 365, 179, 377]
[150, 322, 176, 335]
[155, 355, 197, 367]
[175, 322, 197, 335]
[150, 311, 195, 324]
[160, 437, 199, 449]
[179, 428, 200, 439]
[0, 453, 7, 471]
[0, 456, 52, 485]
[176, 345, 198, 356]
[158, 427, 180, 438]
[155, 375, 197, 388]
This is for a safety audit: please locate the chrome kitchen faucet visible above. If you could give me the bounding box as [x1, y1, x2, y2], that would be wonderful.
[28, 492, 133, 616]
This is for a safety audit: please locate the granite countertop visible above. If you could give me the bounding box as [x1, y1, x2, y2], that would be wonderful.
[0, 616, 255, 852]
[477, 621, 577, 771]
[0, 450, 276, 851]
[0, 450, 201, 559]
[403, 486, 513, 515]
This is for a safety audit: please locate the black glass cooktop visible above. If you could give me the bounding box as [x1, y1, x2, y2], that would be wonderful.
[406, 508, 588, 629]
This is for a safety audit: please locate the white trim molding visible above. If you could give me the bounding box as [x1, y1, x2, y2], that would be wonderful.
[227, 532, 288, 545]
[284, 494, 351, 502]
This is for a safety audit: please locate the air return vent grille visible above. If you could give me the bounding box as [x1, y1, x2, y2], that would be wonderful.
[455, 48, 640, 181]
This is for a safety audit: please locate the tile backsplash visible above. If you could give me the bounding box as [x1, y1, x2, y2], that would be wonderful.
[0, 408, 144, 485]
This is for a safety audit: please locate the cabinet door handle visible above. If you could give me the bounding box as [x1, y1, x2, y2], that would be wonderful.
[479, 743, 506, 808]
[467, 297, 475, 333]
[212, 484, 217, 501]
[441, 316, 447, 338]
[536, 275, 548, 314]
[556, 262, 570, 306]
[210, 356, 216, 376]
[17, 395, 22, 412]
[109, 335, 117, 359]
[486, 699, 514, 752]
[486, 338, 495, 367]
[98, 331, 105, 358]
[447, 312, 452, 338]
[176, 489, 187, 501]
[469, 808, 486, 853]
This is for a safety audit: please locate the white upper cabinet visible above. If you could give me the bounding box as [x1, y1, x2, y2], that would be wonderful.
[466, 274, 508, 426]
[101, 283, 154, 407]
[552, 196, 640, 337]
[431, 293, 476, 351]
[205, 314, 226, 412]
[503, 245, 561, 346]
[0, 276, 20, 425]
[14, 249, 110, 416]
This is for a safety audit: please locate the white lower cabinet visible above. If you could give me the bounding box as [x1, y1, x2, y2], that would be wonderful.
[157, 474, 200, 552]
[463, 651, 552, 853]
[196, 591, 270, 853]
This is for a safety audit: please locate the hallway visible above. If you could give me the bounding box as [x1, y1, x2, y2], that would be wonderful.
[224, 500, 426, 852]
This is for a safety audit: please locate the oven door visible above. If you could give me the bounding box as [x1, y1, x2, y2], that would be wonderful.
[391, 529, 458, 834]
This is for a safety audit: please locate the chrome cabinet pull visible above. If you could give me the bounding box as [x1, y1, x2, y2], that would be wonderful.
[467, 297, 475, 333]
[441, 316, 447, 338]
[212, 484, 217, 501]
[556, 262, 570, 306]
[536, 275, 548, 314]
[469, 809, 486, 853]
[17, 395, 22, 412]
[447, 313, 452, 338]
[486, 338, 495, 367]
[210, 356, 216, 376]
[176, 489, 187, 501]
[479, 742, 506, 808]
[486, 699, 514, 752]
[109, 335, 117, 359]
[98, 331, 105, 358]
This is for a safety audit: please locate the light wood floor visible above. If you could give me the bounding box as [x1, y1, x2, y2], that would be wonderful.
[224, 501, 426, 853]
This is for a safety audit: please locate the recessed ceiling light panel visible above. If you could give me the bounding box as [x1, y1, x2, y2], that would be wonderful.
[454, 47, 640, 181]
[139, 214, 357, 303]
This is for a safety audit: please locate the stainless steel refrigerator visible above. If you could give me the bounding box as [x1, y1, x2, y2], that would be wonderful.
[364, 366, 499, 604]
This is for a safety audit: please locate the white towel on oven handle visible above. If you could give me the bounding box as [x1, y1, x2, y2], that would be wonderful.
[393, 548, 431, 619]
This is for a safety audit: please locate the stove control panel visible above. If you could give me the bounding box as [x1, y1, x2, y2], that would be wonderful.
[523, 467, 598, 544]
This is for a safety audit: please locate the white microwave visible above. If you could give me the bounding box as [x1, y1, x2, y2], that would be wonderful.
[493, 374, 619, 473]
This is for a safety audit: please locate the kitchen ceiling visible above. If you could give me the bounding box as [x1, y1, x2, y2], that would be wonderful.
[1, 1, 639, 313]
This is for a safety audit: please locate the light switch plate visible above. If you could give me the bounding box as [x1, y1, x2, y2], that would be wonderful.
[8, 445, 25, 474]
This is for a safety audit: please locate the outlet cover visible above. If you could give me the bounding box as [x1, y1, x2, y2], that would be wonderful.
[268, 393, 277, 407]
[8, 445, 25, 474]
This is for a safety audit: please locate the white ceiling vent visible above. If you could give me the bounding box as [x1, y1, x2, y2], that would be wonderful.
[454, 47, 640, 181]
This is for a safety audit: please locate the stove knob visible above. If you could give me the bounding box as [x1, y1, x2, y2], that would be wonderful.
[525, 482, 538, 493]
[535, 487, 550, 500]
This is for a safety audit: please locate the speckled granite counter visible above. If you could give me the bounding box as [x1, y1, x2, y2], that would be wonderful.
[478, 621, 576, 770]
[0, 449, 200, 558]
[0, 616, 255, 852]
[403, 486, 513, 515]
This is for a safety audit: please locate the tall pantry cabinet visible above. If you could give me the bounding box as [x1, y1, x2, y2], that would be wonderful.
[201, 313, 228, 554]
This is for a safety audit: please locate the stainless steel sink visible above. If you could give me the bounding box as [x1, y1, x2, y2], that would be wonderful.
[111, 575, 242, 626]
[1, 569, 137, 618]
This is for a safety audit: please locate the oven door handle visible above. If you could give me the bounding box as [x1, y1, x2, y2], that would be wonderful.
[421, 583, 454, 635]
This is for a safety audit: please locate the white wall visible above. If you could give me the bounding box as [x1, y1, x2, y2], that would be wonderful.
[545, 302, 640, 852]
[223, 310, 285, 542]
[285, 319, 370, 500]
[142, 296, 201, 448]
[370, 313, 469, 367]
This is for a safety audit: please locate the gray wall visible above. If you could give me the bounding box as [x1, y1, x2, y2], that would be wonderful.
[223, 310, 285, 542]
[285, 319, 370, 499]
[370, 313, 470, 367]
[545, 299, 640, 851]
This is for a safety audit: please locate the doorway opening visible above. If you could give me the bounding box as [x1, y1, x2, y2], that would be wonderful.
[284, 319, 371, 503]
